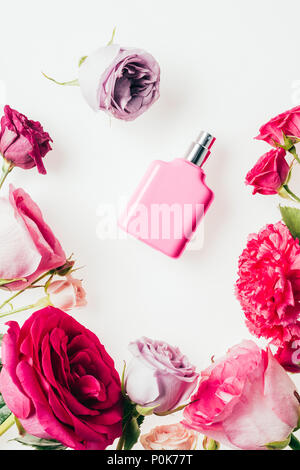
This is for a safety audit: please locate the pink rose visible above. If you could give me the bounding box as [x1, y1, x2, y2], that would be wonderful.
[140, 423, 197, 450]
[0, 105, 52, 174]
[236, 221, 300, 343]
[47, 275, 87, 311]
[0, 185, 66, 290]
[275, 338, 300, 373]
[78, 45, 160, 121]
[0, 307, 123, 450]
[182, 341, 300, 450]
[256, 105, 300, 147]
[125, 337, 198, 413]
[245, 148, 289, 195]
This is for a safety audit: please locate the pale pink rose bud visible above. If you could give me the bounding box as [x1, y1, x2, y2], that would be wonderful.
[47, 275, 86, 311]
[125, 337, 199, 413]
[140, 423, 197, 450]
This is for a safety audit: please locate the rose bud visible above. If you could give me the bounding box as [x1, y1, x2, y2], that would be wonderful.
[0, 307, 123, 450]
[47, 275, 87, 311]
[125, 337, 198, 413]
[245, 148, 289, 195]
[256, 105, 300, 148]
[275, 338, 300, 373]
[182, 340, 300, 450]
[0, 105, 52, 174]
[203, 436, 220, 450]
[140, 423, 197, 451]
[0, 185, 66, 290]
[78, 44, 160, 121]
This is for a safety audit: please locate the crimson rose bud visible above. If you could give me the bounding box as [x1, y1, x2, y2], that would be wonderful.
[275, 339, 300, 373]
[0, 105, 52, 174]
[245, 148, 289, 195]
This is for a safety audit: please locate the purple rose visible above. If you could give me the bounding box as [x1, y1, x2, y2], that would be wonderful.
[0, 105, 52, 174]
[78, 45, 160, 121]
[125, 337, 199, 413]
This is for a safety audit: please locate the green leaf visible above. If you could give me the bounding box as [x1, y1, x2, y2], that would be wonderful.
[0, 394, 12, 426]
[123, 417, 141, 450]
[280, 205, 300, 240]
[266, 435, 291, 450]
[13, 434, 67, 450]
[135, 404, 158, 416]
[78, 55, 87, 67]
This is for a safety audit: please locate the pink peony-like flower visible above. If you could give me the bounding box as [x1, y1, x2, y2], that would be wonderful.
[245, 148, 289, 195]
[0, 105, 52, 174]
[182, 341, 300, 450]
[236, 221, 300, 343]
[78, 45, 160, 121]
[256, 105, 300, 147]
[125, 337, 198, 413]
[0, 185, 66, 290]
[0, 307, 123, 450]
[47, 275, 87, 311]
[140, 423, 197, 450]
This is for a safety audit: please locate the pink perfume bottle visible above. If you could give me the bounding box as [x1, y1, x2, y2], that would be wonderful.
[119, 131, 215, 258]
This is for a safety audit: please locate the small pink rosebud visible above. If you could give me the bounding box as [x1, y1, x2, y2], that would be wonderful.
[47, 275, 87, 311]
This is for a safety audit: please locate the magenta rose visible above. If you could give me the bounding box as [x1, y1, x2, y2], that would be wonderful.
[245, 148, 289, 195]
[275, 338, 300, 373]
[182, 341, 300, 450]
[0, 105, 52, 174]
[0, 185, 66, 290]
[0, 306, 123, 450]
[236, 221, 300, 343]
[256, 105, 300, 147]
[125, 337, 198, 413]
[78, 44, 160, 121]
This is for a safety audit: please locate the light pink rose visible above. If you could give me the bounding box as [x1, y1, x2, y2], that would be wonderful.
[140, 423, 197, 450]
[0, 185, 66, 290]
[245, 148, 289, 195]
[78, 44, 160, 121]
[125, 337, 198, 413]
[256, 105, 300, 146]
[182, 341, 300, 450]
[47, 275, 87, 311]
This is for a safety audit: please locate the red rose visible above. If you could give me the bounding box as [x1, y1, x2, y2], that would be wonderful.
[0, 307, 123, 450]
[245, 148, 289, 195]
[0, 105, 52, 174]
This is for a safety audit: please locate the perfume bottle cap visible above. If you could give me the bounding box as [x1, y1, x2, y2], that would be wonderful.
[185, 131, 216, 167]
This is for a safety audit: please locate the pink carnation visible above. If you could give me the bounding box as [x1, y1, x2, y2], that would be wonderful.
[236, 221, 300, 343]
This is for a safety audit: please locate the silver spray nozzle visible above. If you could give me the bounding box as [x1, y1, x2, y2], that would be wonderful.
[185, 131, 216, 167]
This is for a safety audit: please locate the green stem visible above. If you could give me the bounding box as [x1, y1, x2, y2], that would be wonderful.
[0, 271, 50, 312]
[282, 184, 300, 203]
[107, 26, 116, 46]
[289, 433, 300, 450]
[0, 160, 13, 191]
[116, 434, 125, 450]
[42, 73, 79, 87]
[0, 414, 15, 436]
[0, 302, 38, 319]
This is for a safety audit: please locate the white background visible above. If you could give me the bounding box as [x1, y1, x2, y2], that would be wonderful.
[1, 0, 300, 450]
